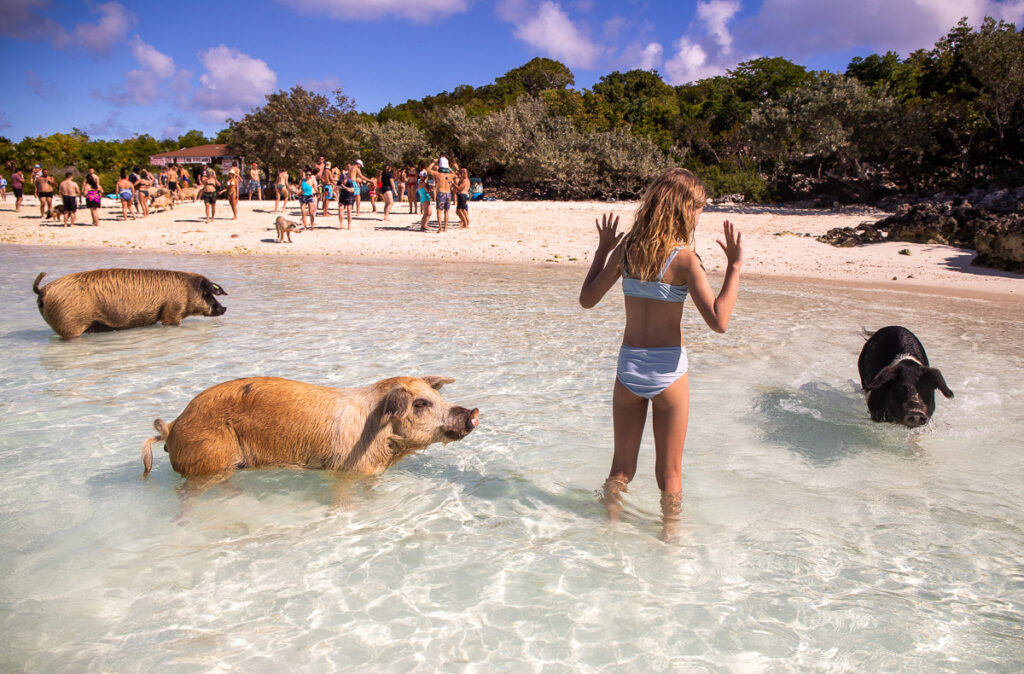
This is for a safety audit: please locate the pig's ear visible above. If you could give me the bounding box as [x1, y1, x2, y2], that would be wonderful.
[204, 278, 227, 296]
[381, 386, 411, 420]
[422, 376, 455, 390]
[924, 368, 954, 398]
[195, 277, 227, 296]
[865, 366, 898, 391]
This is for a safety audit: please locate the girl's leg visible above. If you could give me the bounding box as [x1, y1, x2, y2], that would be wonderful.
[383, 191, 393, 220]
[420, 203, 430, 231]
[603, 378, 649, 520]
[651, 374, 689, 539]
[650, 374, 689, 494]
[300, 203, 307, 228]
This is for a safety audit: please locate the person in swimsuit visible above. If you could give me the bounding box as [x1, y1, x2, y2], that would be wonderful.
[417, 163, 433, 232]
[11, 169, 25, 212]
[137, 170, 153, 218]
[167, 166, 179, 202]
[116, 170, 135, 220]
[578, 168, 743, 539]
[349, 160, 370, 215]
[248, 162, 262, 201]
[199, 168, 220, 223]
[426, 158, 455, 232]
[405, 164, 418, 214]
[275, 169, 290, 212]
[455, 167, 471, 229]
[337, 164, 356, 230]
[34, 169, 55, 219]
[82, 168, 103, 226]
[299, 169, 316, 229]
[320, 162, 334, 217]
[57, 172, 80, 227]
[379, 163, 397, 221]
[0, 172, 7, 203]
[226, 168, 240, 220]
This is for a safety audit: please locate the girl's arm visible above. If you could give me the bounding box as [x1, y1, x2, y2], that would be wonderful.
[680, 220, 742, 333]
[579, 213, 624, 309]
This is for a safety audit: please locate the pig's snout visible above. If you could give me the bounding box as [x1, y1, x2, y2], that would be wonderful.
[903, 410, 928, 427]
[444, 407, 479, 440]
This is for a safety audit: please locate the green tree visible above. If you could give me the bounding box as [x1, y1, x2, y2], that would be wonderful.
[174, 129, 213, 148]
[227, 86, 360, 174]
[358, 120, 434, 169]
[493, 57, 575, 97]
[744, 72, 899, 179]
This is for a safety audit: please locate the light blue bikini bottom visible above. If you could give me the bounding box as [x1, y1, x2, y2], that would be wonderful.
[617, 345, 688, 399]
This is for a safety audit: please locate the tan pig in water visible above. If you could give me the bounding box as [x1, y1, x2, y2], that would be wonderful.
[33, 268, 227, 339]
[141, 376, 480, 480]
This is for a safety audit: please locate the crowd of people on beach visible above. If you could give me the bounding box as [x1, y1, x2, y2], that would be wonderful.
[0, 154, 474, 233]
[278, 155, 472, 233]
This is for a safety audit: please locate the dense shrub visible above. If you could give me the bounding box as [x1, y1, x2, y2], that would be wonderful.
[445, 98, 671, 199]
[688, 158, 769, 201]
[358, 120, 434, 170]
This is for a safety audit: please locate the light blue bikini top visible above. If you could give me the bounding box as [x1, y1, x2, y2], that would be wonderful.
[622, 246, 689, 303]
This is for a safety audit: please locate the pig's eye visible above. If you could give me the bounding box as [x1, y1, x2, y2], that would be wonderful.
[413, 399, 432, 410]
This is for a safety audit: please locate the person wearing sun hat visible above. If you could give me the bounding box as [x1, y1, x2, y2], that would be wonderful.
[426, 156, 456, 232]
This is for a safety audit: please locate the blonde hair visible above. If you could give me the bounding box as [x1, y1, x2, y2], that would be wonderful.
[620, 168, 707, 281]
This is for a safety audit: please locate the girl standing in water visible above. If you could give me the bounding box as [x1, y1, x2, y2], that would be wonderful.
[578, 168, 742, 537]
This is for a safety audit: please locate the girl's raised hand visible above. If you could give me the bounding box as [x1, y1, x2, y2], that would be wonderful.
[716, 220, 743, 266]
[595, 212, 622, 251]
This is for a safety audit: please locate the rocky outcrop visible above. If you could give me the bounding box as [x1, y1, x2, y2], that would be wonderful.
[818, 186, 1024, 273]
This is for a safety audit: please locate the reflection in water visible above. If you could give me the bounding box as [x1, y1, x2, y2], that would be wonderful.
[2, 245, 1023, 671]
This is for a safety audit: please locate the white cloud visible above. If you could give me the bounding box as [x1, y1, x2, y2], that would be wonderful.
[508, 1, 602, 69]
[193, 46, 277, 122]
[740, 0, 1024, 61]
[55, 2, 135, 54]
[282, 0, 467, 23]
[663, 1, 743, 84]
[638, 42, 664, 71]
[132, 38, 176, 78]
[665, 39, 726, 84]
[697, 0, 740, 53]
[100, 37, 187, 106]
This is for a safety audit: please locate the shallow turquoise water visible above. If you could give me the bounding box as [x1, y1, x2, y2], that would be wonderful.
[1, 245, 1022, 671]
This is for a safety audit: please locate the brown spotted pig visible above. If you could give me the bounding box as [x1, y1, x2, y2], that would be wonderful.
[33, 268, 227, 339]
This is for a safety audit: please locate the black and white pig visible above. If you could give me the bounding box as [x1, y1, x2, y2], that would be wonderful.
[858, 326, 954, 427]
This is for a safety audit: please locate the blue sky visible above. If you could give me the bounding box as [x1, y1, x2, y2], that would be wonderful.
[2, 0, 1021, 142]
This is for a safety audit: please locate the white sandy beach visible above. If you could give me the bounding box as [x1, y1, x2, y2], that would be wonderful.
[1, 196, 1020, 299]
